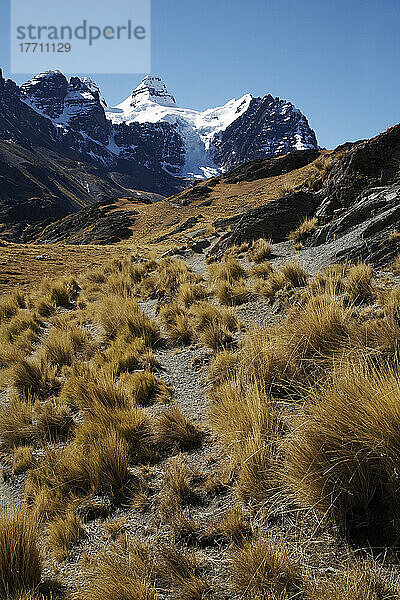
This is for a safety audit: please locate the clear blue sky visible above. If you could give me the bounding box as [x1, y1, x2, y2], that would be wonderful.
[0, 0, 399, 149]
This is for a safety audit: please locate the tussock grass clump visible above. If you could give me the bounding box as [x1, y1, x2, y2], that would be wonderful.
[27, 430, 131, 510]
[142, 258, 200, 300]
[230, 536, 302, 598]
[0, 311, 41, 349]
[176, 282, 208, 307]
[0, 399, 36, 448]
[0, 290, 25, 323]
[388, 230, 400, 242]
[96, 295, 160, 347]
[158, 302, 193, 345]
[96, 336, 157, 374]
[307, 558, 400, 600]
[47, 511, 85, 559]
[209, 376, 278, 502]
[0, 502, 42, 598]
[282, 293, 354, 362]
[207, 350, 237, 385]
[207, 258, 246, 285]
[154, 405, 203, 451]
[284, 359, 400, 543]
[249, 262, 273, 279]
[280, 259, 309, 287]
[42, 325, 94, 367]
[345, 261, 374, 301]
[73, 540, 155, 600]
[253, 269, 286, 298]
[289, 216, 317, 245]
[192, 302, 238, 350]
[13, 445, 35, 475]
[163, 456, 198, 507]
[213, 279, 250, 306]
[75, 404, 153, 463]
[247, 238, 273, 263]
[157, 545, 208, 600]
[215, 504, 252, 546]
[11, 357, 58, 399]
[61, 367, 127, 410]
[35, 401, 74, 442]
[209, 375, 273, 448]
[308, 263, 347, 295]
[41, 276, 79, 307]
[121, 371, 172, 406]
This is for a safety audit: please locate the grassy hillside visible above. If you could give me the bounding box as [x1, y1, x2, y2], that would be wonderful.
[1, 240, 400, 598]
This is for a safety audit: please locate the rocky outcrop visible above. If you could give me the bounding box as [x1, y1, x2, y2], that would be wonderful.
[22, 200, 138, 245]
[221, 149, 321, 184]
[210, 124, 400, 267]
[210, 191, 317, 258]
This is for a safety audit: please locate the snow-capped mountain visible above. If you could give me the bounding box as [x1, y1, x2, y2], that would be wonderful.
[106, 75, 317, 178]
[1, 69, 318, 195]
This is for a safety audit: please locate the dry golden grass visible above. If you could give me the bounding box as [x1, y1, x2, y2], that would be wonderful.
[280, 260, 309, 287]
[388, 230, 400, 242]
[247, 238, 273, 263]
[41, 324, 95, 368]
[61, 366, 128, 410]
[72, 540, 155, 600]
[154, 405, 203, 451]
[0, 290, 25, 323]
[214, 504, 252, 546]
[284, 359, 400, 542]
[345, 261, 374, 301]
[103, 517, 127, 539]
[47, 511, 85, 559]
[0, 398, 36, 448]
[162, 456, 198, 507]
[40, 276, 79, 308]
[213, 278, 250, 306]
[34, 400, 74, 442]
[12, 445, 35, 475]
[158, 301, 194, 345]
[191, 302, 238, 350]
[0, 502, 42, 598]
[230, 536, 302, 598]
[289, 216, 317, 245]
[253, 269, 286, 298]
[96, 336, 157, 374]
[207, 257, 246, 286]
[249, 262, 273, 279]
[207, 350, 238, 384]
[121, 370, 172, 406]
[306, 557, 400, 600]
[157, 545, 208, 600]
[11, 357, 59, 399]
[176, 282, 208, 307]
[75, 404, 153, 464]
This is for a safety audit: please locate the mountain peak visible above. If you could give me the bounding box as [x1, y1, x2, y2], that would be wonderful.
[127, 75, 176, 108]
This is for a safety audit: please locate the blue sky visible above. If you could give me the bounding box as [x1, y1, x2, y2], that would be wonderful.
[0, 0, 399, 149]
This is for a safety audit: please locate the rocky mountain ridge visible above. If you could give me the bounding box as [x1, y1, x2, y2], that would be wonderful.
[17, 70, 318, 181]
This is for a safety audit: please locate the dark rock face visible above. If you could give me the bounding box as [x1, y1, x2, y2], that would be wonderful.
[210, 191, 317, 258]
[315, 125, 400, 222]
[20, 71, 68, 119]
[214, 96, 318, 172]
[311, 183, 400, 266]
[222, 149, 321, 184]
[23, 200, 139, 245]
[304, 125, 400, 265]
